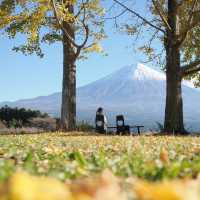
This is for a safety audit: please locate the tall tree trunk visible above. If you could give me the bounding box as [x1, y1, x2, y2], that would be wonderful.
[60, 5, 76, 132]
[164, 51, 185, 134]
[164, 0, 186, 134]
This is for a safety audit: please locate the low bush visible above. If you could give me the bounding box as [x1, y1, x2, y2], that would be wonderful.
[76, 120, 94, 132]
[28, 117, 56, 131]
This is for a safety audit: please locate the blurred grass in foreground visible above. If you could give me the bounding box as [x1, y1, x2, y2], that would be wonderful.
[0, 132, 200, 199]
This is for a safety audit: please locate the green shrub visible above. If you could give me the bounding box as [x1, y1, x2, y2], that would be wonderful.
[76, 121, 94, 132]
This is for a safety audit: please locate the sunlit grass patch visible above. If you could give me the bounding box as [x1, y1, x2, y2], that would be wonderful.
[0, 133, 200, 199]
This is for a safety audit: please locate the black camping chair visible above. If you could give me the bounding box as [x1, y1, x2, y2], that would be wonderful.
[95, 114, 106, 134]
[116, 115, 130, 135]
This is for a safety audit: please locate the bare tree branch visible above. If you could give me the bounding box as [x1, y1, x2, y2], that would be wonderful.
[177, 0, 199, 47]
[183, 66, 200, 76]
[152, 0, 171, 31]
[181, 58, 200, 76]
[51, 0, 90, 58]
[74, 0, 89, 18]
[103, 9, 127, 20]
[75, 1, 89, 57]
[113, 0, 165, 34]
[177, 0, 187, 9]
[51, 0, 80, 48]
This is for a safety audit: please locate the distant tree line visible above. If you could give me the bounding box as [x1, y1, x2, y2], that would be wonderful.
[0, 105, 48, 128]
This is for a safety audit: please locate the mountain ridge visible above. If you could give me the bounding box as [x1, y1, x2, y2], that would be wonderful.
[1, 63, 200, 131]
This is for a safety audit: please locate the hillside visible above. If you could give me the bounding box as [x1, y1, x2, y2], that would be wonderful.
[1, 63, 200, 131]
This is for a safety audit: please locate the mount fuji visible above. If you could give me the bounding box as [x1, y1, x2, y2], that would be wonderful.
[1, 63, 200, 131]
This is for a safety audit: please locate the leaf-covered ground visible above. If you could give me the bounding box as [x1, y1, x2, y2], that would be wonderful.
[0, 132, 200, 199]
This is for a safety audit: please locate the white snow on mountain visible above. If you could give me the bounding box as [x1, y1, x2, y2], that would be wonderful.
[131, 63, 165, 80]
[1, 63, 200, 131]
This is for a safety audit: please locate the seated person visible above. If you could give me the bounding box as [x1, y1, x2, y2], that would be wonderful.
[95, 107, 107, 133]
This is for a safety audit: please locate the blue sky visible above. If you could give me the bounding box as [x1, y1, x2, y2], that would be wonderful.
[0, 0, 149, 102]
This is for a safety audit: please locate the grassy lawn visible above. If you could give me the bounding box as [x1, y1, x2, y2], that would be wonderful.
[0, 132, 200, 199]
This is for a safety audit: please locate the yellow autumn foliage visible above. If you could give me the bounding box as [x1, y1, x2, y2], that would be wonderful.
[0, 170, 200, 200]
[134, 179, 200, 200]
[0, 0, 105, 57]
[160, 147, 169, 163]
[84, 43, 103, 53]
[8, 172, 72, 200]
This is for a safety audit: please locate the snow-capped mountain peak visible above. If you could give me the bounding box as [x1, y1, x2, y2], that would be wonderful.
[93, 63, 165, 84]
[1, 63, 200, 131]
[131, 63, 165, 81]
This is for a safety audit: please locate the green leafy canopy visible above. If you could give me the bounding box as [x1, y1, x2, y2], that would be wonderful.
[0, 0, 106, 58]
